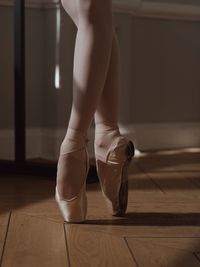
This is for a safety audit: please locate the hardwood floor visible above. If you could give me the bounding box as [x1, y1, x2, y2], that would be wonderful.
[0, 149, 200, 267]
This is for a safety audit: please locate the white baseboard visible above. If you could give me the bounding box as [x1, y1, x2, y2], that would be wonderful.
[0, 123, 200, 161]
[121, 122, 200, 152]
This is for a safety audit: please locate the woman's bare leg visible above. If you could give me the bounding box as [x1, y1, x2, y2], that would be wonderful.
[94, 30, 120, 128]
[94, 29, 122, 158]
[57, 0, 113, 199]
[67, 0, 113, 133]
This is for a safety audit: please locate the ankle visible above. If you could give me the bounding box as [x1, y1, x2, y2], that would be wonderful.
[60, 127, 89, 155]
[94, 122, 121, 149]
[95, 121, 120, 134]
[94, 132, 120, 162]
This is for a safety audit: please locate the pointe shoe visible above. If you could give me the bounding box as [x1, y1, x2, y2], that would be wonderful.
[95, 136, 135, 216]
[55, 144, 90, 223]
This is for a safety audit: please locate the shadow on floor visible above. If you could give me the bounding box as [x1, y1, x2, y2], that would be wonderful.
[84, 212, 200, 226]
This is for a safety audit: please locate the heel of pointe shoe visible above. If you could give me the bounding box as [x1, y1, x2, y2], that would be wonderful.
[113, 139, 135, 216]
[125, 140, 135, 162]
[96, 138, 135, 216]
[55, 148, 90, 223]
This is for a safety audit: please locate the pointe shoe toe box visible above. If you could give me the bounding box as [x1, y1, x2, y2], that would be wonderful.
[55, 147, 90, 223]
[55, 184, 87, 223]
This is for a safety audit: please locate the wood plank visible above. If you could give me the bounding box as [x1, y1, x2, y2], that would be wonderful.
[127, 201, 200, 213]
[179, 171, 200, 188]
[14, 199, 64, 223]
[0, 212, 10, 263]
[135, 150, 200, 173]
[76, 224, 200, 239]
[65, 224, 136, 267]
[135, 156, 176, 173]
[128, 163, 164, 195]
[1, 212, 69, 267]
[146, 172, 200, 197]
[0, 175, 55, 204]
[126, 237, 200, 267]
[171, 152, 200, 171]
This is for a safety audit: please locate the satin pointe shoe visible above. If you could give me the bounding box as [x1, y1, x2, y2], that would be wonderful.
[95, 136, 135, 216]
[55, 144, 90, 223]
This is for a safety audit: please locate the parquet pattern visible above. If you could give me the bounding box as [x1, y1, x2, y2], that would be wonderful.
[0, 149, 200, 266]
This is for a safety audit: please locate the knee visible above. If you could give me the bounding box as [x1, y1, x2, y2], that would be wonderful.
[76, 0, 113, 29]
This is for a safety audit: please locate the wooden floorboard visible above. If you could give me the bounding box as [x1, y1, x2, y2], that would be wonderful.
[65, 225, 136, 267]
[0, 149, 200, 266]
[1, 212, 69, 267]
[0, 212, 10, 266]
[126, 237, 200, 267]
